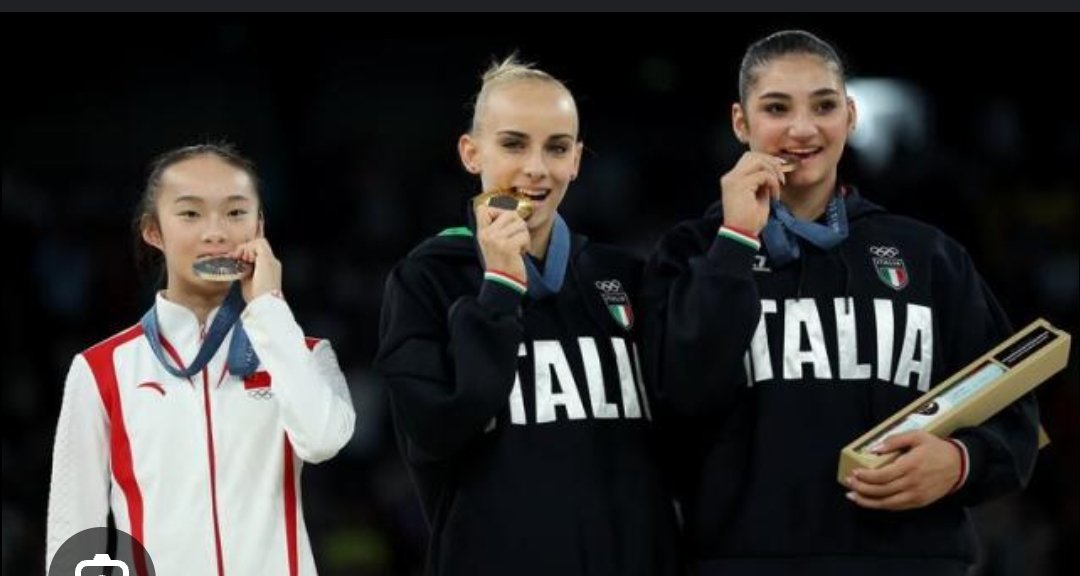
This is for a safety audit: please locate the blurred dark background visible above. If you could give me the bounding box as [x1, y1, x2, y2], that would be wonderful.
[4, 18, 1076, 576]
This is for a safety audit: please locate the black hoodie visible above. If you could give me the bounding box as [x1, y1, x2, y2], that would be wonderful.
[375, 225, 681, 576]
[641, 190, 1038, 576]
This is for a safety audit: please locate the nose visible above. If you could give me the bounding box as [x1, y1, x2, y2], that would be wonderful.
[522, 147, 548, 181]
[201, 214, 228, 244]
[787, 109, 818, 140]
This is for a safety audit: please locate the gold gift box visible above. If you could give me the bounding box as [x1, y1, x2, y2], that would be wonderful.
[838, 318, 1070, 484]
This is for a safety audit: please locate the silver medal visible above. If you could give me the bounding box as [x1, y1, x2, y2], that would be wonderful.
[192, 256, 250, 282]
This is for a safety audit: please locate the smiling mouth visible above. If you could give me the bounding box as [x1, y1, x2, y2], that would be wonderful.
[779, 148, 823, 164]
[517, 188, 551, 202]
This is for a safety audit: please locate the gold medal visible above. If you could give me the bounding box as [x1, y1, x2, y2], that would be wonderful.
[472, 187, 533, 220]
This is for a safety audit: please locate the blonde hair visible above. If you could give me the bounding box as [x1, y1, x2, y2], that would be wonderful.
[469, 54, 575, 134]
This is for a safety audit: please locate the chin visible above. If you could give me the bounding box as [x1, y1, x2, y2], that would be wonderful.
[791, 170, 829, 188]
[527, 211, 550, 230]
[192, 276, 231, 292]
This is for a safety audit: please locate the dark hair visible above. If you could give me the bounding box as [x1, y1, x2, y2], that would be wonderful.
[738, 30, 847, 104]
[133, 142, 261, 284]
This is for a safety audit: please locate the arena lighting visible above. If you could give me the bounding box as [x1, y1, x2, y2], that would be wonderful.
[846, 78, 928, 173]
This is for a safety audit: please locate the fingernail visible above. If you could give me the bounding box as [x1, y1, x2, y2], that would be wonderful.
[845, 476, 854, 486]
[845, 491, 856, 500]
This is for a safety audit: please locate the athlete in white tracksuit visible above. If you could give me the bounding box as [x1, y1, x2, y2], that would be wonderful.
[46, 144, 355, 575]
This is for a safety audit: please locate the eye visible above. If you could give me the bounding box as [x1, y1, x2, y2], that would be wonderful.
[763, 102, 788, 115]
[547, 143, 570, 155]
[227, 208, 249, 218]
[499, 138, 526, 151]
[178, 210, 200, 219]
[815, 99, 839, 114]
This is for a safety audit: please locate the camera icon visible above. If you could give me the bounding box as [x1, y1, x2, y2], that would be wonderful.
[49, 528, 153, 576]
[74, 553, 128, 576]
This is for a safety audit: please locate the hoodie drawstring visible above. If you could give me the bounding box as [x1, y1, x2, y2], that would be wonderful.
[795, 255, 806, 300]
[838, 247, 853, 315]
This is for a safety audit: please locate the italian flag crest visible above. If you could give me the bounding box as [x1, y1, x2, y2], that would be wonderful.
[595, 279, 634, 330]
[871, 246, 909, 291]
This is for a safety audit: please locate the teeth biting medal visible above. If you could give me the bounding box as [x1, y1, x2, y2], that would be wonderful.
[193, 256, 251, 282]
[472, 187, 533, 220]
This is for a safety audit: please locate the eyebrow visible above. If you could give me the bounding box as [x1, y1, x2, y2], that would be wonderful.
[173, 194, 254, 204]
[496, 130, 576, 141]
[758, 88, 842, 100]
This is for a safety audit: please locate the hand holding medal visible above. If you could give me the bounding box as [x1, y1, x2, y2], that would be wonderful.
[472, 187, 533, 220]
[192, 238, 282, 302]
[473, 187, 530, 284]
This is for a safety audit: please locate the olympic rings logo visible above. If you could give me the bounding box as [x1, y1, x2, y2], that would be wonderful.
[594, 280, 624, 293]
[869, 246, 900, 258]
[248, 389, 273, 400]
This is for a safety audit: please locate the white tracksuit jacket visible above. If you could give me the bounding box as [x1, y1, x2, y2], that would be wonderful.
[47, 292, 356, 575]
